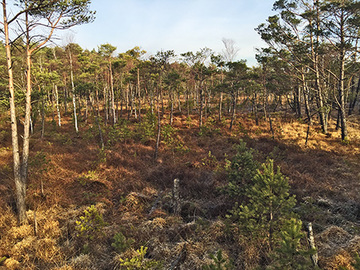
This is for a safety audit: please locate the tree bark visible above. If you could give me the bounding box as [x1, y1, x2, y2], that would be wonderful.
[137, 68, 141, 122]
[349, 77, 360, 115]
[338, 45, 348, 141]
[110, 62, 116, 125]
[68, 49, 79, 133]
[54, 84, 61, 127]
[3, 0, 26, 225]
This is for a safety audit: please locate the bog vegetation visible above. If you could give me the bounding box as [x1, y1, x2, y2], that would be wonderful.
[1, 0, 360, 269]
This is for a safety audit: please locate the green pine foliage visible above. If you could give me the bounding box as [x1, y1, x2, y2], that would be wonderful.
[75, 205, 106, 240]
[134, 112, 157, 142]
[224, 141, 259, 198]
[107, 120, 133, 146]
[203, 250, 234, 270]
[119, 246, 162, 270]
[352, 254, 360, 270]
[227, 159, 296, 247]
[111, 232, 135, 253]
[161, 124, 188, 153]
[269, 218, 316, 270]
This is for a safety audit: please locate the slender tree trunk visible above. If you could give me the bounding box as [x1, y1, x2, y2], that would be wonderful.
[137, 68, 141, 122]
[186, 87, 190, 118]
[263, 86, 267, 120]
[160, 72, 164, 117]
[254, 92, 259, 126]
[312, 3, 328, 134]
[103, 86, 108, 125]
[349, 77, 360, 115]
[302, 74, 312, 124]
[295, 85, 302, 118]
[110, 62, 116, 125]
[338, 46, 348, 141]
[154, 88, 161, 161]
[219, 91, 223, 122]
[229, 90, 237, 131]
[19, 6, 34, 225]
[41, 95, 45, 139]
[54, 84, 61, 127]
[127, 84, 130, 120]
[3, 0, 26, 225]
[170, 90, 174, 125]
[63, 77, 68, 115]
[199, 82, 203, 128]
[68, 50, 78, 133]
[85, 97, 89, 124]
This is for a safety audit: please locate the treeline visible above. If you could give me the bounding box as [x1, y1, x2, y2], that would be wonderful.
[3, 1, 360, 144]
[0, 39, 352, 134]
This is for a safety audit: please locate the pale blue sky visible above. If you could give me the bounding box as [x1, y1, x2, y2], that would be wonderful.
[66, 0, 276, 66]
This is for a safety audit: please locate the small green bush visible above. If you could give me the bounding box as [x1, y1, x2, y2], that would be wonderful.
[134, 112, 157, 142]
[111, 232, 135, 253]
[198, 117, 221, 137]
[269, 218, 315, 270]
[203, 250, 234, 270]
[75, 205, 106, 240]
[107, 120, 132, 146]
[161, 124, 188, 153]
[227, 159, 296, 248]
[223, 141, 259, 198]
[119, 246, 162, 269]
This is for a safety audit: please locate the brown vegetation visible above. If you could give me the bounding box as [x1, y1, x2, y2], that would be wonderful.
[1, 110, 360, 269]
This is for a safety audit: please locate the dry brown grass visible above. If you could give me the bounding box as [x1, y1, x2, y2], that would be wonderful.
[1, 111, 360, 269]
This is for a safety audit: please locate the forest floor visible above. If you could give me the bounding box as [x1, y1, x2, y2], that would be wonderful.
[1, 110, 360, 269]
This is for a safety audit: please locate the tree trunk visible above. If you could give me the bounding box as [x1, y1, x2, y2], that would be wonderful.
[219, 91, 223, 122]
[229, 89, 237, 131]
[41, 96, 45, 139]
[20, 9, 33, 223]
[312, 4, 328, 134]
[199, 82, 203, 128]
[338, 46, 348, 141]
[170, 90, 174, 125]
[69, 50, 78, 133]
[110, 62, 116, 125]
[295, 85, 301, 118]
[302, 74, 312, 124]
[3, 0, 26, 225]
[103, 86, 108, 125]
[137, 68, 141, 122]
[349, 77, 360, 115]
[54, 84, 61, 127]
[254, 92, 259, 126]
[63, 77, 68, 115]
[154, 90, 161, 161]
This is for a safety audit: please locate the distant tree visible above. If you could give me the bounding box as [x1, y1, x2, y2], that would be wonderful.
[222, 38, 239, 63]
[223, 60, 248, 131]
[99, 43, 117, 125]
[181, 48, 212, 127]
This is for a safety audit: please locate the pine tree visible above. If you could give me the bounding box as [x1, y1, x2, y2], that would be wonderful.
[228, 159, 296, 249]
[270, 218, 316, 270]
[224, 141, 259, 198]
